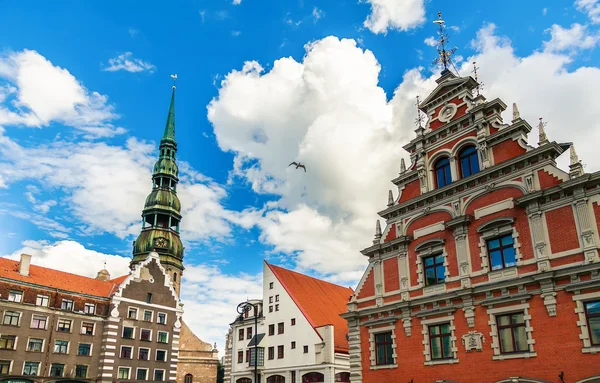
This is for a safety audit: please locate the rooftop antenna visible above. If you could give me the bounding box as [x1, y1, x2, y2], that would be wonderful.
[471, 61, 484, 96]
[432, 12, 458, 73]
[171, 74, 178, 89]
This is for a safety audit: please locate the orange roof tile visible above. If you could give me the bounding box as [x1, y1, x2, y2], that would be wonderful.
[267, 262, 353, 353]
[0, 257, 126, 298]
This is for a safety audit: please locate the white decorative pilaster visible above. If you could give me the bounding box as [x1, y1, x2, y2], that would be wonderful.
[573, 192, 600, 263]
[526, 203, 550, 272]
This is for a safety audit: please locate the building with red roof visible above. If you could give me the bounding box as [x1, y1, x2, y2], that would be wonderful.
[224, 261, 353, 383]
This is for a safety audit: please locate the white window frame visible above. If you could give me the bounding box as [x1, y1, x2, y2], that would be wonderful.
[3, 310, 21, 326]
[136, 367, 149, 381]
[0, 334, 17, 350]
[8, 290, 23, 303]
[61, 299, 74, 311]
[415, 240, 449, 295]
[53, 339, 69, 354]
[127, 306, 139, 320]
[140, 328, 153, 342]
[573, 291, 600, 353]
[138, 347, 151, 361]
[117, 366, 131, 380]
[142, 309, 154, 322]
[26, 337, 44, 352]
[157, 330, 169, 344]
[120, 345, 134, 359]
[154, 368, 166, 381]
[157, 312, 167, 325]
[0, 360, 12, 375]
[84, 303, 95, 315]
[122, 326, 136, 340]
[74, 364, 89, 378]
[368, 325, 398, 370]
[421, 315, 459, 365]
[477, 219, 523, 280]
[35, 295, 49, 307]
[56, 318, 72, 333]
[77, 342, 93, 356]
[81, 321, 95, 336]
[487, 303, 536, 360]
[155, 348, 168, 362]
[30, 315, 48, 330]
[22, 360, 39, 376]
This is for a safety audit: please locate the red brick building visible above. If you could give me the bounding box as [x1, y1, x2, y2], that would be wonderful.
[342, 68, 600, 383]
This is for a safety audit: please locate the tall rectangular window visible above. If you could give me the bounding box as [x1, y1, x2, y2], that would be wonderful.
[374, 332, 393, 365]
[31, 315, 47, 329]
[275, 295, 279, 302]
[23, 361, 39, 376]
[137, 368, 148, 381]
[247, 327, 253, 339]
[238, 328, 244, 341]
[27, 338, 43, 352]
[269, 282, 274, 289]
[497, 313, 528, 354]
[143, 310, 153, 322]
[54, 340, 68, 354]
[0, 361, 9, 374]
[278, 322, 284, 334]
[8, 290, 23, 303]
[585, 301, 600, 345]
[268, 346, 274, 360]
[154, 370, 165, 382]
[428, 323, 452, 359]
[146, 293, 153, 304]
[277, 345, 284, 359]
[36, 295, 49, 307]
[139, 348, 150, 361]
[78, 343, 91, 356]
[50, 363, 64, 377]
[84, 303, 95, 315]
[128, 307, 138, 319]
[61, 299, 74, 311]
[237, 351, 243, 363]
[156, 349, 167, 361]
[487, 234, 516, 271]
[303, 345, 308, 353]
[291, 341, 296, 349]
[57, 319, 72, 332]
[423, 254, 445, 286]
[435, 158, 452, 188]
[75, 365, 88, 378]
[268, 324, 275, 336]
[0, 335, 16, 350]
[245, 349, 251, 363]
[291, 318, 296, 326]
[3, 311, 19, 326]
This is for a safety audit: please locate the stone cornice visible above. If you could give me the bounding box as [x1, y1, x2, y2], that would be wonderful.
[515, 171, 600, 206]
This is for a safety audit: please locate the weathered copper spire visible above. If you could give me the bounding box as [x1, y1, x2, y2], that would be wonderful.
[131, 78, 184, 294]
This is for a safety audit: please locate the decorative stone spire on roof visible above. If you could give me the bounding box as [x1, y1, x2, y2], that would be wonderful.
[131, 77, 185, 295]
[373, 220, 382, 244]
[387, 190, 394, 207]
[96, 259, 110, 281]
[538, 117, 549, 146]
[400, 158, 406, 173]
[569, 143, 584, 179]
[512, 103, 521, 122]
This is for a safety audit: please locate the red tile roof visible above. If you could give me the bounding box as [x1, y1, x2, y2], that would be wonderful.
[266, 262, 354, 353]
[0, 257, 127, 298]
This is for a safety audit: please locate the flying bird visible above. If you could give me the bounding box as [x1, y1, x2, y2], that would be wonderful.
[288, 162, 306, 172]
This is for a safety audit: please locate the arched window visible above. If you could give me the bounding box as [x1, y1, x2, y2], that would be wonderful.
[302, 372, 325, 383]
[459, 145, 480, 178]
[173, 272, 178, 282]
[267, 376, 285, 383]
[184, 374, 193, 383]
[434, 157, 452, 188]
[334, 372, 350, 382]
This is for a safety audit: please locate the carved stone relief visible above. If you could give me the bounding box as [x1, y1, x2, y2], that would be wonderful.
[462, 331, 485, 352]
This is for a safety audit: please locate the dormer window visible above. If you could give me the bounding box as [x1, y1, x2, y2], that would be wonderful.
[459, 145, 480, 178]
[434, 157, 452, 188]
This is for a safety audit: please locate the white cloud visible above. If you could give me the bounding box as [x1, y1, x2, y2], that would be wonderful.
[231, 30, 241, 37]
[0, 129, 238, 243]
[128, 28, 140, 38]
[576, 0, 600, 23]
[363, 0, 425, 34]
[543, 23, 599, 52]
[232, 0, 242, 4]
[0, 50, 122, 138]
[103, 52, 156, 73]
[542, 7, 548, 16]
[424, 36, 437, 47]
[312, 7, 325, 23]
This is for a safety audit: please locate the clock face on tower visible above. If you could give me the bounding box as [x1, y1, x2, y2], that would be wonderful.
[154, 237, 169, 248]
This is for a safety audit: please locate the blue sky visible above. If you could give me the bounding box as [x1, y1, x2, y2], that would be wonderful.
[1, 0, 600, 351]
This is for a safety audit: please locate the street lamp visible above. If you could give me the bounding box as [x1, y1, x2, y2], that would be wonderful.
[237, 301, 258, 383]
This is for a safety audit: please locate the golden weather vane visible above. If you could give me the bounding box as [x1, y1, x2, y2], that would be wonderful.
[171, 74, 178, 89]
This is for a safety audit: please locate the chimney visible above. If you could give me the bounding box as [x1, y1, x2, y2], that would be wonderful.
[19, 253, 31, 276]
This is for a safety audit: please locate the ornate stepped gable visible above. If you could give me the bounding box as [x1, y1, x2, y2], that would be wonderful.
[343, 66, 600, 383]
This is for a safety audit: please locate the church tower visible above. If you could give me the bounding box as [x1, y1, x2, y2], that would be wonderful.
[131, 81, 184, 294]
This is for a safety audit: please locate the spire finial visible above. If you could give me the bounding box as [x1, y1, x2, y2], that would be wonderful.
[387, 190, 394, 207]
[400, 158, 406, 173]
[374, 220, 382, 244]
[569, 143, 584, 178]
[171, 74, 178, 90]
[414, 95, 426, 132]
[538, 117, 549, 146]
[432, 12, 457, 72]
[512, 103, 520, 122]
[471, 61, 484, 96]
[570, 144, 580, 165]
[163, 79, 176, 141]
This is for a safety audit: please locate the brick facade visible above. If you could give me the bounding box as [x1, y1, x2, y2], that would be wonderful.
[342, 70, 600, 383]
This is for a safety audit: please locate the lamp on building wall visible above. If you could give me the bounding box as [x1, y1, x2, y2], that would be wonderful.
[237, 301, 259, 383]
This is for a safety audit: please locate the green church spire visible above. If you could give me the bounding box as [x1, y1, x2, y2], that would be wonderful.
[131, 77, 184, 295]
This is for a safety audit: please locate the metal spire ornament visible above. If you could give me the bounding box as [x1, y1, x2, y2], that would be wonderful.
[538, 117, 549, 146]
[569, 143, 584, 178]
[471, 61, 484, 97]
[414, 95, 426, 133]
[170, 74, 178, 89]
[432, 12, 458, 72]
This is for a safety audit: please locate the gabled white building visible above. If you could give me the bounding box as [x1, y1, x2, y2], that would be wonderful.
[226, 262, 352, 383]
